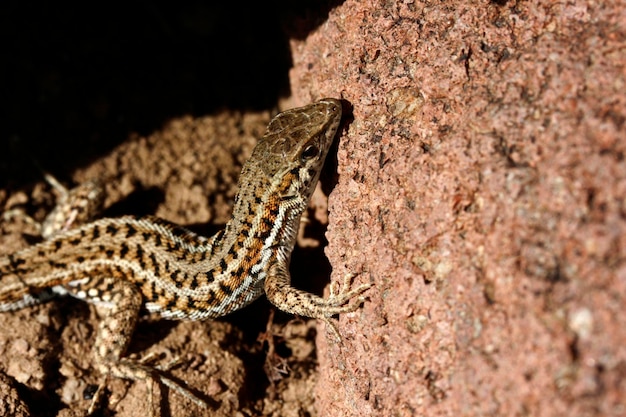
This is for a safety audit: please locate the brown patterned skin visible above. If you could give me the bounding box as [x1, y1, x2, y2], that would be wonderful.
[0, 99, 372, 413]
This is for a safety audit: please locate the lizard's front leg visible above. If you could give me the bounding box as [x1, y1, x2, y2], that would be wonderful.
[263, 263, 372, 340]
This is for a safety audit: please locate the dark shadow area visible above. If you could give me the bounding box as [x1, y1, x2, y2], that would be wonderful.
[279, 0, 346, 40]
[103, 185, 166, 218]
[0, 1, 344, 189]
[13, 378, 61, 417]
[320, 98, 354, 196]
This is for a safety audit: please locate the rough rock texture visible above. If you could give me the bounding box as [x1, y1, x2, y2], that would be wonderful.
[288, 1, 626, 416]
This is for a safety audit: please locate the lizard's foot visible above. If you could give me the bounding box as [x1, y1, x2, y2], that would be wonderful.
[321, 273, 373, 341]
[2, 173, 104, 239]
[88, 357, 208, 416]
[40, 175, 104, 238]
[327, 273, 373, 309]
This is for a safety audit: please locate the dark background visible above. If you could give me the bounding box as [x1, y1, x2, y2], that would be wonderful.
[0, 1, 342, 187]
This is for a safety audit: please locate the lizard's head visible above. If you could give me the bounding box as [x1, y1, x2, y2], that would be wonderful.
[254, 98, 343, 203]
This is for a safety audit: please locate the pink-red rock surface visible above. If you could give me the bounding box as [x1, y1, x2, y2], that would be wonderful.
[288, 1, 626, 416]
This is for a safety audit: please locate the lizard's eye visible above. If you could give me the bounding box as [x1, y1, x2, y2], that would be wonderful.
[301, 145, 319, 162]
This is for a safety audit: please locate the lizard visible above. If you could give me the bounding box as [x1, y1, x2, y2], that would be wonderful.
[0, 98, 372, 414]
